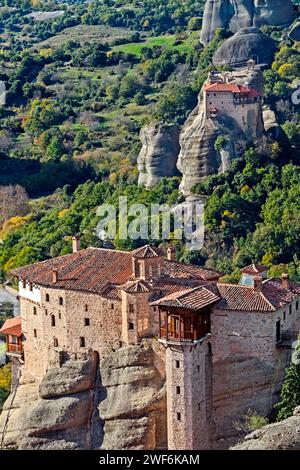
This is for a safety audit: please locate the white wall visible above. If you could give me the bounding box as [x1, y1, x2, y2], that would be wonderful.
[18, 280, 41, 303]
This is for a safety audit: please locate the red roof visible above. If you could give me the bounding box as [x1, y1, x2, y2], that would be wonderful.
[0, 317, 22, 337]
[11, 246, 222, 297]
[152, 285, 220, 311]
[204, 82, 262, 97]
[216, 278, 300, 312]
[241, 264, 267, 275]
[132, 245, 162, 259]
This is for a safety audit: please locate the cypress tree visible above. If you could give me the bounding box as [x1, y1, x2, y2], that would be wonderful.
[275, 363, 300, 421]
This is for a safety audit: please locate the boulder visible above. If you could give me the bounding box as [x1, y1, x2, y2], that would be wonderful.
[201, 0, 297, 45]
[232, 406, 300, 450]
[138, 123, 180, 189]
[213, 27, 277, 68]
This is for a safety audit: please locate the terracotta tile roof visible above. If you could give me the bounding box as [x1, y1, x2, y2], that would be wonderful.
[163, 260, 221, 281]
[11, 248, 133, 295]
[132, 245, 162, 259]
[121, 280, 152, 293]
[204, 82, 262, 96]
[216, 278, 300, 312]
[0, 316, 22, 337]
[151, 285, 220, 311]
[240, 264, 267, 275]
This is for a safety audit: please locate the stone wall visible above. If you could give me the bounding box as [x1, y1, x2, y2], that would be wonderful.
[165, 337, 212, 450]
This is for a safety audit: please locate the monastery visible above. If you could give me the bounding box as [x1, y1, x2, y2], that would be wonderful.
[1, 238, 300, 449]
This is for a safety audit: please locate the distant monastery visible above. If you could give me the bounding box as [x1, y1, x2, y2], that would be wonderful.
[1, 238, 300, 449]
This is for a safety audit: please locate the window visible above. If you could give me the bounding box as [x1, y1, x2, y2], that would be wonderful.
[176, 412, 181, 421]
[111, 304, 114, 310]
[22, 280, 26, 289]
[149, 265, 153, 277]
[296, 301, 299, 311]
[51, 315, 56, 327]
[58, 312, 61, 320]
[283, 311, 286, 321]
[208, 343, 212, 355]
[10, 335, 18, 345]
[129, 322, 134, 330]
[59, 297, 63, 306]
[80, 337, 85, 347]
[29, 283, 33, 292]
[45, 309, 48, 316]
[176, 386, 180, 395]
[129, 304, 134, 313]
[54, 338, 58, 347]
[33, 306, 37, 315]
[45, 293, 50, 302]
[85, 304, 88, 312]
[289, 305, 292, 315]
[175, 360, 180, 369]
[33, 329, 37, 338]
[84, 318, 90, 326]
[197, 365, 200, 373]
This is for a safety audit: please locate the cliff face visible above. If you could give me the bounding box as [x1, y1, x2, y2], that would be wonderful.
[231, 406, 300, 450]
[137, 123, 180, 189]
[212, 27, 277, 68]
[201, 0, 297, 45]
[0, 342, 167, 450]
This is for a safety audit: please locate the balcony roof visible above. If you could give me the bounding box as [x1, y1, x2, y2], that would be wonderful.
[151, 285, 220, 311]
[0, 316, 22, 337]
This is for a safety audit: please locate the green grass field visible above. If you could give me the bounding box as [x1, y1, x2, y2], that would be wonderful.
[113, 32, 199, 57]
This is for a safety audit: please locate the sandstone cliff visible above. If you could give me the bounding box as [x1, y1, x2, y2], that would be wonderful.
[212, 27, 277, 68]
[201, 0, 297, 45]
[231, 406, 300, 450]
[137, 123, 180, 189]
[0, 342, 167, 450]
[177, 68, 265, 197]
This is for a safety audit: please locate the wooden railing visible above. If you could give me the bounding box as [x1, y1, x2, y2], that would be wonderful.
[7, 343, 22, 355]
[160, 326, 194, 342]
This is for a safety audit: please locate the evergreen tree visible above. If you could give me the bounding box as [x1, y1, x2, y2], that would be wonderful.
[275, 362, 300, 421]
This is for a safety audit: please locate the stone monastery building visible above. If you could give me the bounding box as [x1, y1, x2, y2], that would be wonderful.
[1, 239, 300, 449]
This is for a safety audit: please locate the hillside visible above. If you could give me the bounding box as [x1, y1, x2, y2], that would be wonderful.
[0, 0, 300, 285]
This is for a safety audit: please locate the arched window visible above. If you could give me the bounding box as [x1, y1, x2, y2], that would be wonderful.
[51, 315, 56, 327]
[45, 293, 50, 302]
[54, 338, 58, 347]
[59, 297, 63, 306]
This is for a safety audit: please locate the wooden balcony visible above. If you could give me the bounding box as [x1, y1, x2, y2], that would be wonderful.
[158, 307, 211, 345]
[7, 342, 23, 355]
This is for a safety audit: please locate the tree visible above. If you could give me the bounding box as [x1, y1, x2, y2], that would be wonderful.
[188, 17, 202, 31]
[0, 364, 11, 412]
[0, 185, 29, 225]
[275, 363, 300, 421]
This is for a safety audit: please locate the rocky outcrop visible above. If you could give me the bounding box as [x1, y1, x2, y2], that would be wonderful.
[201, 0, 297, 45]
[177, 68, 265, 197]
[99, 342, 167, 450]
[138, 123, 180, 189]
[0, 351, 101, 450]
[232, 406, 300, 450]
[213, 27, 277, 68]
[263, 105, 287, 141]
[0, 342, 167, 450]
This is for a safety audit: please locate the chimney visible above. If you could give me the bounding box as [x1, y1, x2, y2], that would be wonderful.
[167, 246, 176, 261]
[282, 273, 289, 289]
[52, 269, 58, 284]
[72, 235, 81, 253]
[253, 276, 262, 292]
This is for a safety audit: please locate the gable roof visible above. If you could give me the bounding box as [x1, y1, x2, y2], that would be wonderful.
[216, 279, 300, 312]
[240, 263, 267, 275]
[151, 285, 220, 311]
[164, 259, 221, 281]
[0, 316, 22, 337]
